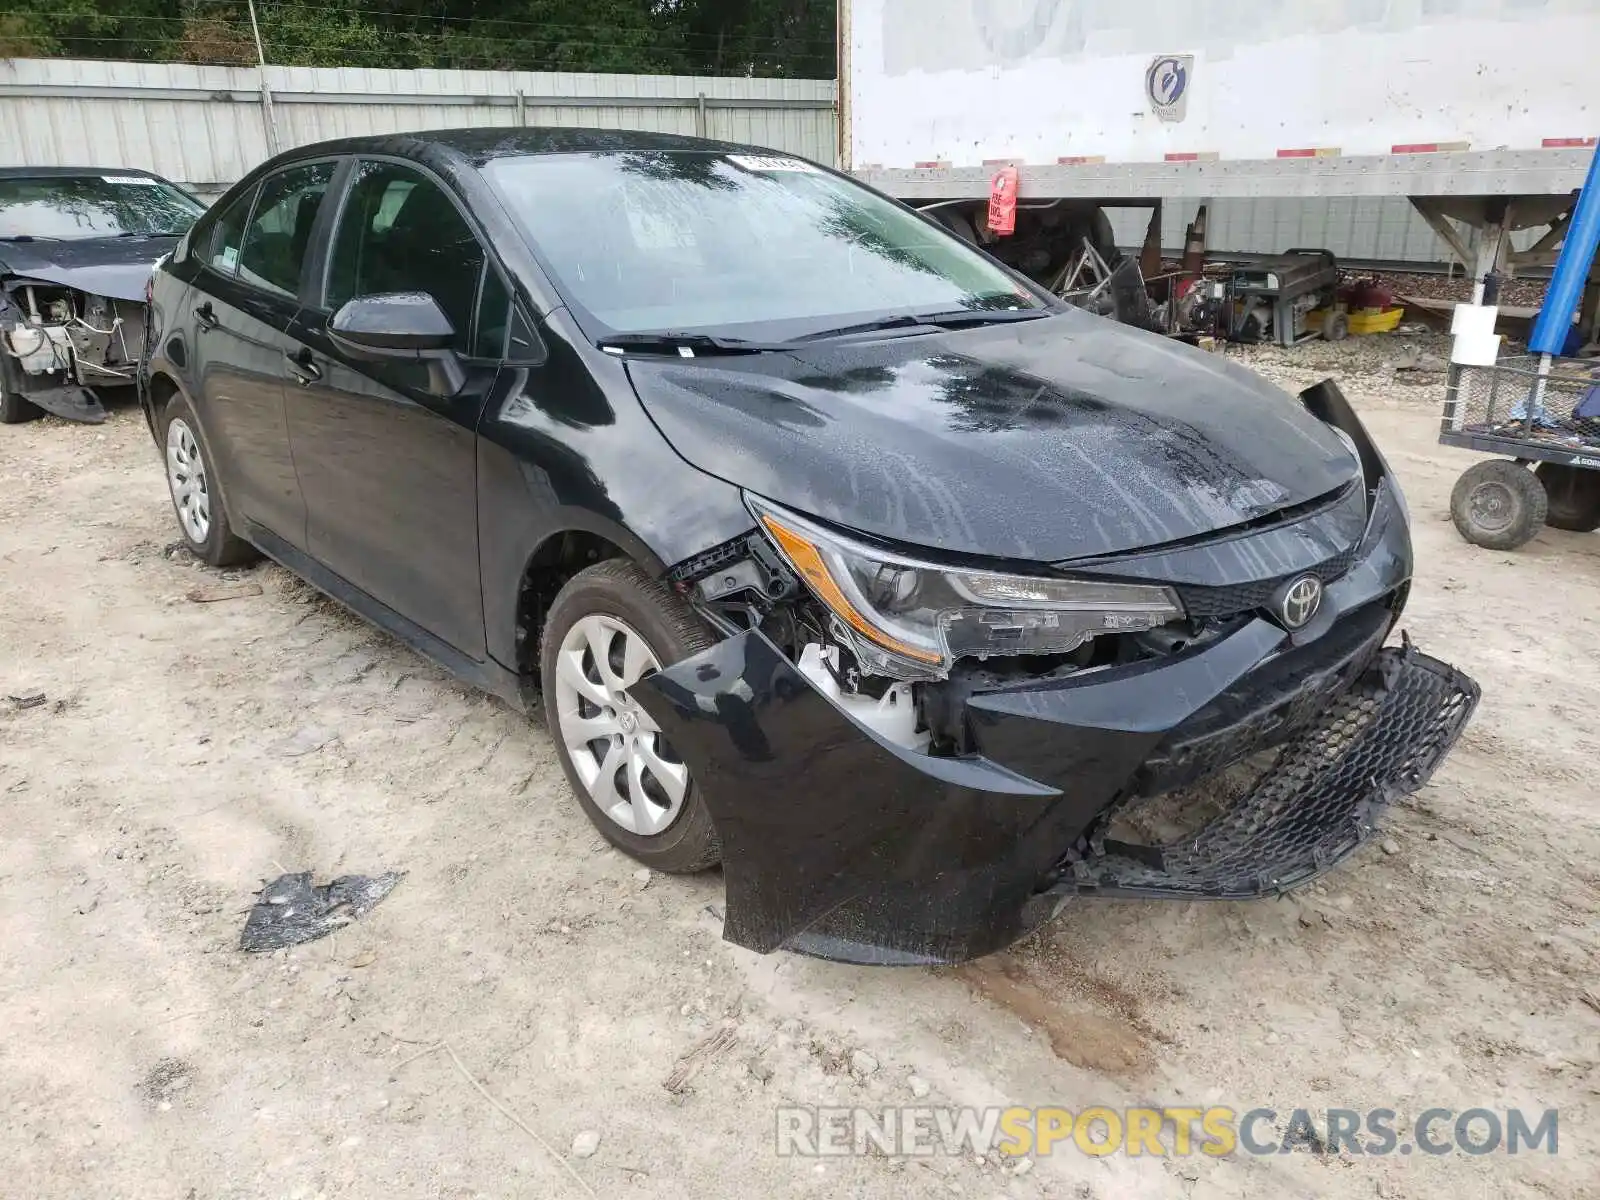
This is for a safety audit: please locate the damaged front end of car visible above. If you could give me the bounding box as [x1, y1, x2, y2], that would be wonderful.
[1, 274, 150, 423]
[632, 381, 1479, 965]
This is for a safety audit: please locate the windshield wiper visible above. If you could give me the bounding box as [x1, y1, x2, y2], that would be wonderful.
[0, 234, 58, 242]
[598, 332, 791, 357]
[600, 308, 1055, 356]
[791, 307, 1053, 344]
[919, 307, 1055, 327]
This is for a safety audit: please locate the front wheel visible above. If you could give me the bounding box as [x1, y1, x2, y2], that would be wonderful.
[0, 366, 42, 425]
[1450, 459, 1548, 550]
[539, 559, 721, 873]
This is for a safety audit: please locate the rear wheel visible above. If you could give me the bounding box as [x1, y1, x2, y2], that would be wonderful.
[540, 559, 720, 873]
[160, 394, 258, 567]
[1450, 459, 1547, 550]
[1535, 462, 1600, 532]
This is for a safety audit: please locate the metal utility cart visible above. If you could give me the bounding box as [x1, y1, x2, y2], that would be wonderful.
[1443, 141, 1600, 551]
[1442, 358, 1600, 548]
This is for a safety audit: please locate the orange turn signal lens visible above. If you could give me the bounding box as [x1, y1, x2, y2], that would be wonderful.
[759, 513, 943, 665]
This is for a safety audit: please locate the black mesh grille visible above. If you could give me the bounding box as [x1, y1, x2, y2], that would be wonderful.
[1174, 544, 1360, 619]
[1057, 647, 1478, 899]
[1132, 603, 1390, 797]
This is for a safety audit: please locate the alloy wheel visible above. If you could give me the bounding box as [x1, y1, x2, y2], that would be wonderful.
[166, 418, 212, 544]
[553, 614, 691, 836]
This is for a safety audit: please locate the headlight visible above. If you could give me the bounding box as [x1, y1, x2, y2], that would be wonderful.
[748, 496, 1185, 679]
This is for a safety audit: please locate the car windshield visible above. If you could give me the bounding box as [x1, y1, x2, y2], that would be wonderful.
[0, 174, 205, 240]
[482, 151, 1044, 340]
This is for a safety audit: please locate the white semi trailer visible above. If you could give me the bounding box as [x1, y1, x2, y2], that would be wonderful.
[839, 0, 1598, 307]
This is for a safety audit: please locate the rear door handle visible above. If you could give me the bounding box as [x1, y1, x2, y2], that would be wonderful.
[283, 349, 322, 385]
[194, 302, 217, 329]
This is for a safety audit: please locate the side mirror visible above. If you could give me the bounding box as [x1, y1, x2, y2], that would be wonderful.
[328, 292, 464, 395]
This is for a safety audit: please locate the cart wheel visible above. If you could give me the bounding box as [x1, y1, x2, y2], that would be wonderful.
[1321, 311, 1349, 342]
[1450, 460, 1548, 550]
[1535, 462, 1600, 532]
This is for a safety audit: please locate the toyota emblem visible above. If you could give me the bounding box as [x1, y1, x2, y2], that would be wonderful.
[1276, 574, 1324, 630]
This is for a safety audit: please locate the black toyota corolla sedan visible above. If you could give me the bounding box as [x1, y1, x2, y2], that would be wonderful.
[140, 129, 1478, 965]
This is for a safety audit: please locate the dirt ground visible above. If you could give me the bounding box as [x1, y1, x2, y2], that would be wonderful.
[2, 336, 1597, 1200]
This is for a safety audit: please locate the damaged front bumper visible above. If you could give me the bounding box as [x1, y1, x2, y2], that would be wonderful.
[637, 617, 1476, 965]
[633, 384, 1480, 966]
[2, 278, 149, 423]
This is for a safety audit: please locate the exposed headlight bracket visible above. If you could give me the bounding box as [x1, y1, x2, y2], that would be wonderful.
[747, 495, 1186, 680]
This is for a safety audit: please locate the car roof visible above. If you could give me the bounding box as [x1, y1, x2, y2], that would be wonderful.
[0, 165, 167, 179]
[275, 126, 785, 169]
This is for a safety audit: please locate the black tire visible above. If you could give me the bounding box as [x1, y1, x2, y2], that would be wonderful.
[1450, 459, 1548, 550]
[158, 393, 259, 567]
[1535, 463, 1600, 532]
[539, 559, 721, 873]
[1322, 311, 1350, 342]
[0, 366, 42, 425]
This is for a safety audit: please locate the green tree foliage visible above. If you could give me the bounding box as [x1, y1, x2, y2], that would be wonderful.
[0, 0, 837, 77]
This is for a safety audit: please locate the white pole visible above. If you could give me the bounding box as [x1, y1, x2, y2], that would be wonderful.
[1529, 352, 1553, 432]
[247, 0, 281, 156]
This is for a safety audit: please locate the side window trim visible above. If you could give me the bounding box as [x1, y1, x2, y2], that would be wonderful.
[295, 157, 357, 311]
[310, 155, 371, 315]
[467, 259, 489, 356]
[464, 259, 516, 363]
[227, 156, 342, 303]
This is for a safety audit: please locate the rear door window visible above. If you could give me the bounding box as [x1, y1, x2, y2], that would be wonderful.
[325, 161, 486, 354]
[205, 188, 255, 277]
[236, 162, 337, 299]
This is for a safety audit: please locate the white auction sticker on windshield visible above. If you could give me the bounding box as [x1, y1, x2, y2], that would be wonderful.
[726, 154, 819, 174]
[103, 174, 160, 184]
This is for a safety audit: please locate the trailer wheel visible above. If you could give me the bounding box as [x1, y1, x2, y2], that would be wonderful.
[1450, 460, 1548, 550]
[1535, 462, 1600, 532]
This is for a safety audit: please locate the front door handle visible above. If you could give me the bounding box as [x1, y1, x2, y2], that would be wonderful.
[283, 349, 322, 385]
[194, 302, 217, 329]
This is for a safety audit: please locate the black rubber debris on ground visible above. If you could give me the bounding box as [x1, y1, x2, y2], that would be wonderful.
[239, 871, 404, 952]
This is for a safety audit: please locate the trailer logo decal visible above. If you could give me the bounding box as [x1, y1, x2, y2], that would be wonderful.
[1146, 55, 1192, 122]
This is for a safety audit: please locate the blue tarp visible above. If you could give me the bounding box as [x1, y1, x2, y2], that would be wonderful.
[1529, 143, 1600, 356]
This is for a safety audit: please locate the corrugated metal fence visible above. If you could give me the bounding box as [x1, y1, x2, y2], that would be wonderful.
[0, 58, 838, 197]
[1, 57, 1485, 265]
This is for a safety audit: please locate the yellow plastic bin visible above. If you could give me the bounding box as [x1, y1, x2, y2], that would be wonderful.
[1348, 307, 1405, 335]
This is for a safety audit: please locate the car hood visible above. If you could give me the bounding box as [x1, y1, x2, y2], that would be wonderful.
[624, 309, 1360, 563]
[0, 235, 177, 302]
